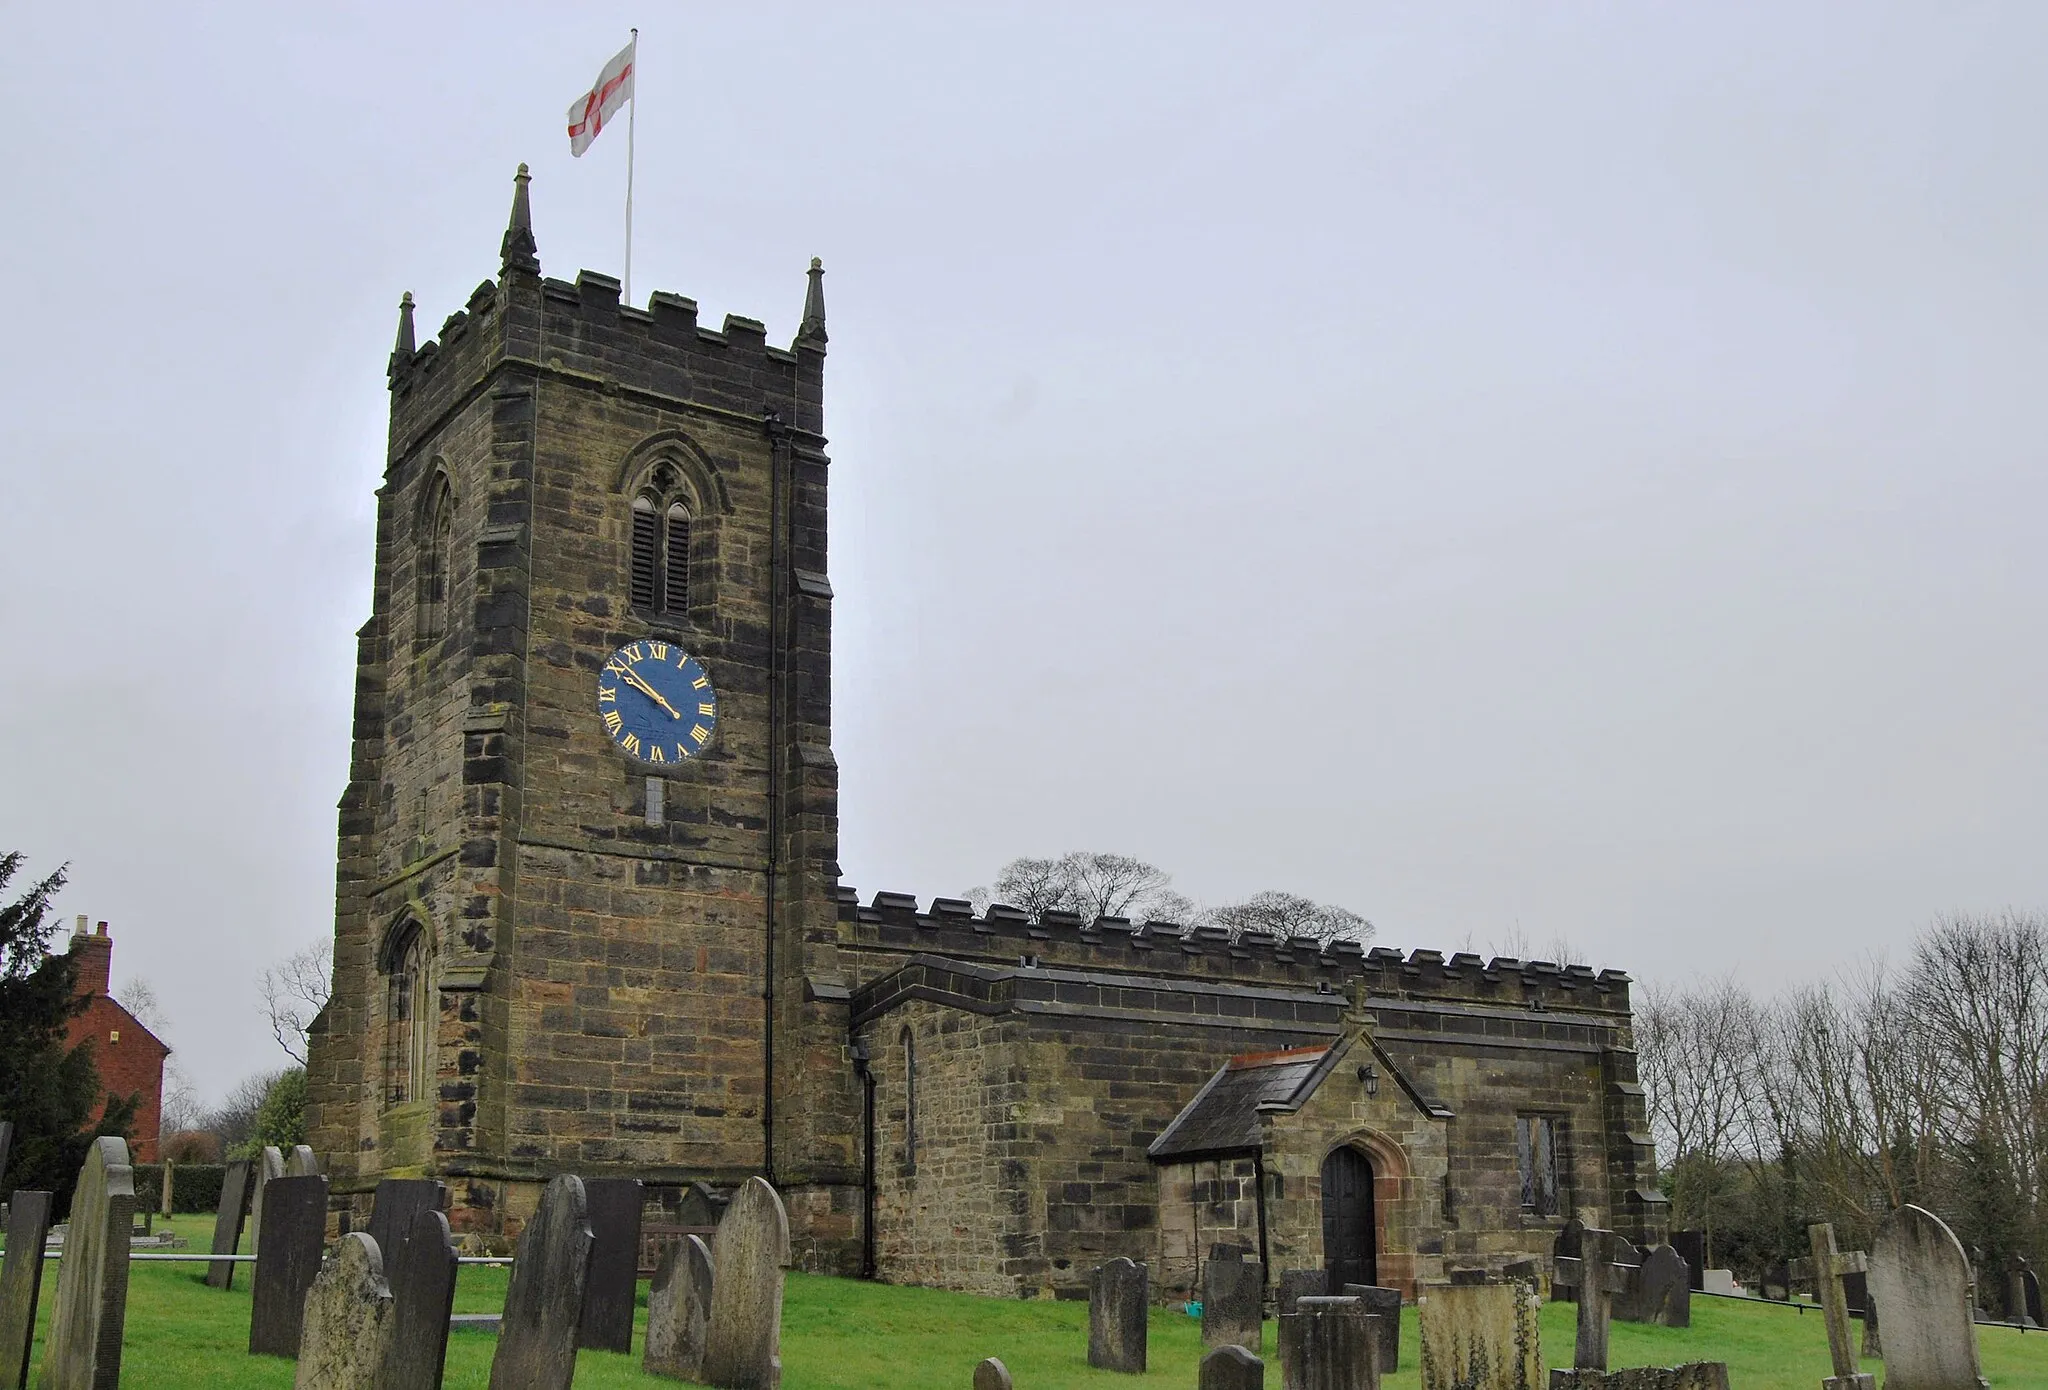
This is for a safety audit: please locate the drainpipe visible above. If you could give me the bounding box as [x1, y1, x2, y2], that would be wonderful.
[852, 1038, 876, 1278]
[1252, 1151, 1272, 1294]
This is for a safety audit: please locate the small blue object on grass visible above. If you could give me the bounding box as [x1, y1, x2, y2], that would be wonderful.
[1184, 1300, 1204, 1318]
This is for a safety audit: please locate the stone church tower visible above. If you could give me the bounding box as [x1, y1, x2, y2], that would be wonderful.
[305, 167, 860, 1255]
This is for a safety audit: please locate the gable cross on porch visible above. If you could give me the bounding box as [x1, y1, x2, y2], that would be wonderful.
[1552, 1225, 1634, 1370]
[1806, 1222, 1875, 1390]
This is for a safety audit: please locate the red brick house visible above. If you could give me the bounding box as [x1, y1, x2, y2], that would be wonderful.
[62, 919, 170, 1162]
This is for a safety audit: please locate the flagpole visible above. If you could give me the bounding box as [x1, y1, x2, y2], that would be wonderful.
[624, 27, 639, 306]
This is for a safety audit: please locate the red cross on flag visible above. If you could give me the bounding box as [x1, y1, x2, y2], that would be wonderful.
[567, 40, 636, 157]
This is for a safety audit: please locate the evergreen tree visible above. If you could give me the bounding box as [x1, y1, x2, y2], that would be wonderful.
[0, 852, 135, 1211]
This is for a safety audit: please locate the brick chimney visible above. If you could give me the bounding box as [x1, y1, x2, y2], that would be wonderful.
[68, 917, 113, 998]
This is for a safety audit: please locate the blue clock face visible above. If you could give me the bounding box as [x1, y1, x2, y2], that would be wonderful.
[597, 640, 718, 764]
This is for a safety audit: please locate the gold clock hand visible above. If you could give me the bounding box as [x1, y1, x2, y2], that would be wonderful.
[619, 665, 684, 719]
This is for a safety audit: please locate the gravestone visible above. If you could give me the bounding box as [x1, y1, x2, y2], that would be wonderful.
[1204, 1345, 1267, 1390]
[489, 1174, 594, 1390]
[1213, 1243, 1253, 1262]
[1087, 1256, 1148, 1374]
[578, 1176, 644, 1353]
[1550, 1218, 1586, 1303]
[1553, 1227, 1631, 1371]
[1417, 1281, 1543, 1390]
[365, 1178, 446, 1274]
[1279, 1295, 1378, 1390]
[1760, 1261, 1792, 1302]
[383, 1207, 459, 1390]
[2004, 1254, 2041, 1327]
[1630, 1246, 1690, 1329]
[1206, 1255, 1265, 1353]
[285, 1145, 320, 1177]
[245, 1146, 285, 1276]
[1341, 1285, 1403, 1372]
[294, 1231, 394, 1390]
[974, 1357, 1015, 1390]
[645, 1233, 715, 1382]
[204, 1158, 253, 1290]
[1279, 1269, 1329, 1316]
[159, 1157, 175, 1218]
[1807, 1223, 1873, 1390]
[702, 1175, 792, 1390]
[1669, 1231, 1706, 1292]
[1861, 1286, 1882, 1359]
[0, 1190, 54, 1390]
[1866, 1205, 1988, 1390]
[1550, 1366, 1730, 1390]
[36, 1136, 135, 1390]
[249, 1173, 330, 1357]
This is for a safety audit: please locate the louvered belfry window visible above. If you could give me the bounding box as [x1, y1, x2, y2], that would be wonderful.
[630, 494, 661, 610]
[664, 501, 692, 612]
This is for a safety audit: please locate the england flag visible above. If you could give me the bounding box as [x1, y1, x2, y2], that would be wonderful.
[567, 41, 636, 157]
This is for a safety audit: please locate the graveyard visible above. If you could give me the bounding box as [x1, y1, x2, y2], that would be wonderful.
[8, 1203, 2048, 1388]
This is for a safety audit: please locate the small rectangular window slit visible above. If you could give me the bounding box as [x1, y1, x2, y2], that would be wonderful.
[645, 776, 665, 826]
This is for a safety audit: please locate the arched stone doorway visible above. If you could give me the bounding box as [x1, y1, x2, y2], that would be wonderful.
[1320, 1145, 1377, 1289]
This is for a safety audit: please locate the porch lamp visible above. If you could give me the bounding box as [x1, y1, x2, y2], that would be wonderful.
[1356, 1062, 1379, 1097]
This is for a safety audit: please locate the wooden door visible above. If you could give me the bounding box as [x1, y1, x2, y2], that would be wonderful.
[1320, 1146, 1378, 1289]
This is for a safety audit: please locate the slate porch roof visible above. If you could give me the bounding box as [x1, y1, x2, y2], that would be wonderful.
[1147, 1044, 1339, 1162]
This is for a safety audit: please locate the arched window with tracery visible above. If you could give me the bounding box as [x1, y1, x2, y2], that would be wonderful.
[382, 920, 435, 1107]
[417, 473, 453, 642]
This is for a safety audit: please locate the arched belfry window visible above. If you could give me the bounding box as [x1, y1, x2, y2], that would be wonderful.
[628, 460, 700, 618]
[418, 474, 454, 641]
[382, 919, 435, 1107]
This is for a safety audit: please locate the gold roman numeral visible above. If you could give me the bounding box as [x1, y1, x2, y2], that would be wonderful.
[647, 642, 669, 661]
[698, 702, 716, 717]
[603, 710, 623, 735]
[692, 675, 709, 690]
[674, 743, 690, 761]
[621, 733, 642, 756]
[598, 685, 617, 704]
[603, 660, 629, 678]
[690, 723, 711, 747]
[623, 643, 645, 663]
[649, 745, 666, 763]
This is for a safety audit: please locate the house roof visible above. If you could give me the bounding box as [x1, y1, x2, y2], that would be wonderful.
[1147, 1045, 1334, 1161]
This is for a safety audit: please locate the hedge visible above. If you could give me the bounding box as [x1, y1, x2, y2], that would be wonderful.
[131, 1163, 228, 1215]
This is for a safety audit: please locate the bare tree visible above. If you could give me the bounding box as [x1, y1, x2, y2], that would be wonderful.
[968, 852, 1194, 924]
[260, 938, 332, 1066]
[1198, 891, 1373, 946]
[204, 1068, 282, 1156]
[1637, 976, 1770, 1261]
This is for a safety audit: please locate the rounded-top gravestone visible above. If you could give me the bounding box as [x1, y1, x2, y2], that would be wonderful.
[703, 1175, 792, 1390]
[489, 1174, 595, 1390]
[1087, 1257, 1148, 1373]
[294, 1231, 395, 1390]
[1866, 1204, 1987, 1390]
[973, 1356, 1014, 1390]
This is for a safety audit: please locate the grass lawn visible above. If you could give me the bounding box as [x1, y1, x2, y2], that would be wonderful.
[19, 1216, 2048, 1387]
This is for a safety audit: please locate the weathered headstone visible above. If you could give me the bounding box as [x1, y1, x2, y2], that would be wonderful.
[1866, 1205, 1988, 1390]
[205, 1158, 254, 1290]
[1204, 1345, 1267, 1390]
[383, 1207, 459, 1390]
[365, 1178, 446, 1275]
[645, 1234, 715, 1382]
[702, 1175, 792, 1390]
[1280, 1296, 1378, 1390]
[1206, 1255, 1265, 1353]
[1669, 1231, 1706, 1292]
[577, 1176, 644, 1353]
[294, 1231, 394, 1390]
[1630, 1246, 1690, 1329]
[249, 1173, 330, 1357]
[1341, 1285, 1403, 1372]
[1088, 1256, 1148, 1374]
[36, 1136, 135, 1390]
[489, 1174, 595, 1390]
[1550, 1218, 1586, 1303]
[1807, 1223, 1874, 1390]
[1279, 1269, 1329, 1316]
[285, 1145, 320, 1177]
[245, 1145, 285, 1276]
[1553, 1227, 1631, 1371]
[2004, 1254, 2041, 1327]
[1760, 1260, 1792, 1302]
[0, 1190, 54, 1390]
[974, 1357, 1015, 1390]
[1417, 1282, 1543, 1390]
[159, 1157, 175, 1218]
[1861, 1289, 1881, 1359]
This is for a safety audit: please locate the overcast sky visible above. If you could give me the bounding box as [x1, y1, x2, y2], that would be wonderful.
[5, 4, 2047, 1107]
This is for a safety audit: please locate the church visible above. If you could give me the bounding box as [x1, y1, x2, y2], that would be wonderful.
[303, 167, 1666, 1300]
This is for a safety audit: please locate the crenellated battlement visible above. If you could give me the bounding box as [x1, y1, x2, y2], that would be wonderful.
[383, 166, 827, 468]
[837, 886, 1634, 1015]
